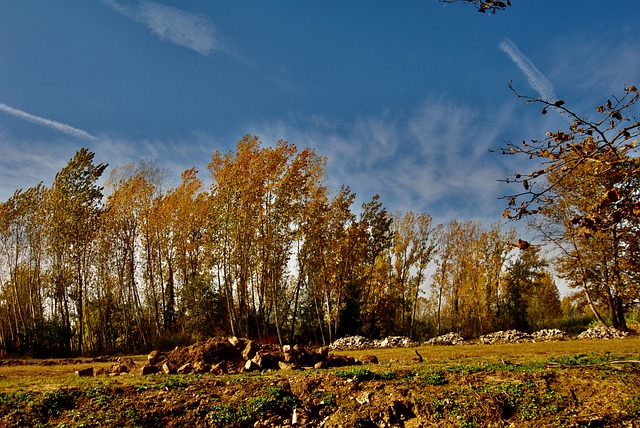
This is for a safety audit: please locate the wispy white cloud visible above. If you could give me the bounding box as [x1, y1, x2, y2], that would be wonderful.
[0, 102, 97, 141]
[548, 36, 640, 99]
[101, 0, 219, 56]
[248, 96, 516, 224]
[499, 38, 556, 101]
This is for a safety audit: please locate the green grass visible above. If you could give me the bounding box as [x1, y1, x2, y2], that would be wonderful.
[206, 384, 300, 427]
[333, 367, 398, 382]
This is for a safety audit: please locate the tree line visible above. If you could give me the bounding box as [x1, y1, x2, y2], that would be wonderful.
[0, 136, 562, 356]
[1, 102, 638, 355]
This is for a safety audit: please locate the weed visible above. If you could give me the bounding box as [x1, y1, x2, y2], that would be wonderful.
[547, 352, 625, 366]
[333, 368, 397, 382]
[476, 379, 565, 422]
[421, 370, 448, 386]
[207, 403, 238, 425]
[313, 390, 337, 407]
[445, 364, 484, 375]
[206, 384, 300, 426]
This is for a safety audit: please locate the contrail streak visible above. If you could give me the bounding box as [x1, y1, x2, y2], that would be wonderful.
[101, 0, 218, 56]
[499, 38, 556, 100]
[0, 102, 97, 141]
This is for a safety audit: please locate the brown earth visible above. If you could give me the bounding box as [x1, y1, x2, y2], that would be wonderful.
[1, 336, 639, 427]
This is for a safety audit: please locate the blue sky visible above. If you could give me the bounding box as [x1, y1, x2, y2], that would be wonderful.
[1, 1, 639, 225]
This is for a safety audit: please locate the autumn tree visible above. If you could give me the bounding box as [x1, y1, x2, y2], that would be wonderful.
[0, 184, 48, 354]
[499, 85, 640, 330]
[530, 148, 639, 330]
[499, 245, 561, 331]
[100, 162, 169, 350]
[208, 135, 329, 343]
[432, 220, 515, 338]
[295, 186, 355, 344]
[166, 168, 220, 339]
[344, 194, 393, 339]
[44, 148, 107, 353]
[385, 211, 437, 338]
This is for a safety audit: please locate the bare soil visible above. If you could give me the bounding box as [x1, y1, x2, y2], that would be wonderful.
[1, 337, 639, 427]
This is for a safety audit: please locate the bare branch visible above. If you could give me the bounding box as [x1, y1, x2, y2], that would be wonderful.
[439, 0, 511, 14]
[495, 83, 640, 222]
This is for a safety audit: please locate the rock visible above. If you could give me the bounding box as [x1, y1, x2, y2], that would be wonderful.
[161, 363, 174, 374]
[177, 363, 193, 374]
[75, 367, 94, 377]
[210, 361, 227, 375]
[251, 353, 263, 368]
[358, 354, 378, 364]
[140, 365, 158, 375]
[193, 361, 211, 373]
[327, 355, 357, 367]
[110, 363, 129, 375]
[228, 336, 240, 346]
[244, 359, 260, 372]
[278, 361, 297, 371]
[315, 346, 330, 358]
[242, 341, 259, 361]
[355, 391, 373, 405]
[314, 361, 326, 369]
[147, 350, 164, 365]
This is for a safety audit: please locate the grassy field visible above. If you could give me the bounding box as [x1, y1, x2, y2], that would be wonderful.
[0, 336, 639, 427]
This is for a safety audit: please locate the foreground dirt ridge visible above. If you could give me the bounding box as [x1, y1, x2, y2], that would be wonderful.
[0, 330, 638, 427]
[1, 354, 639, 427]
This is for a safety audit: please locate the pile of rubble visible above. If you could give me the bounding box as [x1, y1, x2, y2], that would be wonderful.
[375, 336, 416, 348]
[425, 332, 467, 346]
[478, 330, 533, 344]
[577, 326, 629, 340]
[139, 336, 358, 376]
[532, 329, 568, 341]
[329, 335, 416, 350]
[330, 335, 372, 350]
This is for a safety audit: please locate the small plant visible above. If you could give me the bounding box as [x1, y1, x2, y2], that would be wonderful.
[313, 390, 337, 407]
[421, 371, 448, 386]
[144, 375, 194, 390]
[206, 384, 300, 426]
[333, 368, 397, 382]
[207, 403, 238, 425]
